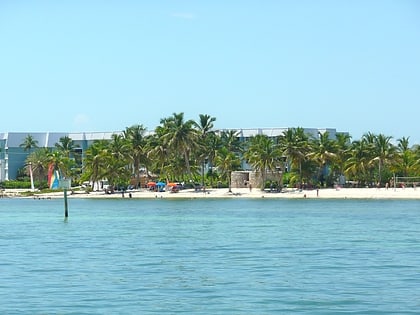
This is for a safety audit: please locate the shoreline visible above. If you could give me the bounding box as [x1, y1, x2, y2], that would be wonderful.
[4, 187, 420, 200]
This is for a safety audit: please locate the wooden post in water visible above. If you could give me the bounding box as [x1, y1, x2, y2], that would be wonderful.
[59, 179, 71, 219]
[64, 188, 68, 218]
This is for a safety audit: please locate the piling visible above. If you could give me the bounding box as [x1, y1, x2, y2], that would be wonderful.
[64, 188, 68, 218]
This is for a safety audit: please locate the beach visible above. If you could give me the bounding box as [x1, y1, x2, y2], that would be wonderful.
[6, 186, 420, 200]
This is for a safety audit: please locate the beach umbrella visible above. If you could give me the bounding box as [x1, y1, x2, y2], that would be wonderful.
[167, 182, 177, 187]
[147, 182, 156, 186]
[156, 181, 166, 191]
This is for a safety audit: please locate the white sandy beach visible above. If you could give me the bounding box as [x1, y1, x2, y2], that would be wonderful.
[9, 186, 420, 200]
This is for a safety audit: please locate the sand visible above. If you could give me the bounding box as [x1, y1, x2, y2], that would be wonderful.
[10, 186, 420, 200]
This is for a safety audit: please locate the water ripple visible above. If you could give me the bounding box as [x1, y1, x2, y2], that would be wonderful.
[0, 198, 419, 314]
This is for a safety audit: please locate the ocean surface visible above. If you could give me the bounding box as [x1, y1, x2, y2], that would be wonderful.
[0, 197, 419, 314]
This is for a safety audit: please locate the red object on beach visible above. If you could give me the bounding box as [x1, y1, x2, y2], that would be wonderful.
[147, 182, 156, 186]
[167, 182, 177, 187]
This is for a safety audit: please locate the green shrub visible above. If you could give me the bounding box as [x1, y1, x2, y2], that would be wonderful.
[0, 180, 31, 189]
[0, 180, 49, 190]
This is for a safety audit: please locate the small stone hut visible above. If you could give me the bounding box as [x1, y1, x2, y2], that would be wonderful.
[231, 170, 282, 190]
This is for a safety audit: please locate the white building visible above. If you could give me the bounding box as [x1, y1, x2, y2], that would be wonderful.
[0, 131, 118, 181]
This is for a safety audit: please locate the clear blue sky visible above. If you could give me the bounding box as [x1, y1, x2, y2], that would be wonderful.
[1, 1, 419, 144]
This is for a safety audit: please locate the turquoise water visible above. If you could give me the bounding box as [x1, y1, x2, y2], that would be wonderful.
[1, 198, 419, 314]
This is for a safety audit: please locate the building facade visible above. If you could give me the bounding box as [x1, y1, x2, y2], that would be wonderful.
[0, 131, 119, 181]
[0, 128, 348, 181]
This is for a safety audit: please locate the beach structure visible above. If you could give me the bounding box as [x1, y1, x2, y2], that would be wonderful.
[0, 128, 348, 181]
[231, 170, 283, 190]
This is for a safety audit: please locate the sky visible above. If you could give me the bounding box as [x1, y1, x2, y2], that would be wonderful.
[1, 1, 420, 144]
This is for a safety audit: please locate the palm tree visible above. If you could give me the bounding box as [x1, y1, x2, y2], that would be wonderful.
[214, 147, 241, 192]
[109, 133, 130, 163]
[123, 124, 148, 188]
[194, 114, 216, 186]
[165, 155, 190, 181]
[220, 129, 243, 156]
[55, 136, 79, 158]
[332, 133, 352, 183]
[20, 134, 39, 152]
[413, 145, 420, 175]
[195, 114, 216, 136]
[394, 136, 418, 179]
[148, 133, 169, 180]
[20, 134, 40, 190]
[205, 132, 222, 187]
[278, 128, 309, 187]
[48, 150, 69, 178]
[25, 148, 50, 186]
[82, 140, 109, 191]
[244, 134, 281, 190]
[345, 139, 373, 186]
[307, 132, 337, 187]
[370, 133, 396, 185]
[54, 136, 81, 181]
[158, 113, 200, 180]
[102, 151, 131, 190]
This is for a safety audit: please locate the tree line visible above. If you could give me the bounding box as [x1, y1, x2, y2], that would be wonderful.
[14, 112, 420, 191]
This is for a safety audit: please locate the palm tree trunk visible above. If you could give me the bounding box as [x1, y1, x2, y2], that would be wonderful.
[201, 161, 205, 187]
[135, 162, 140, 189]
[299, 161, 303, 189]
[184, 150, 192, 180]
[378, 160, 382, 185]
[261, 171, 266, 191]
[209, 160, 213, 188]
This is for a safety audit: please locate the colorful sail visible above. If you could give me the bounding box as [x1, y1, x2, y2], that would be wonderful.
[47, 164, 60, 189]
